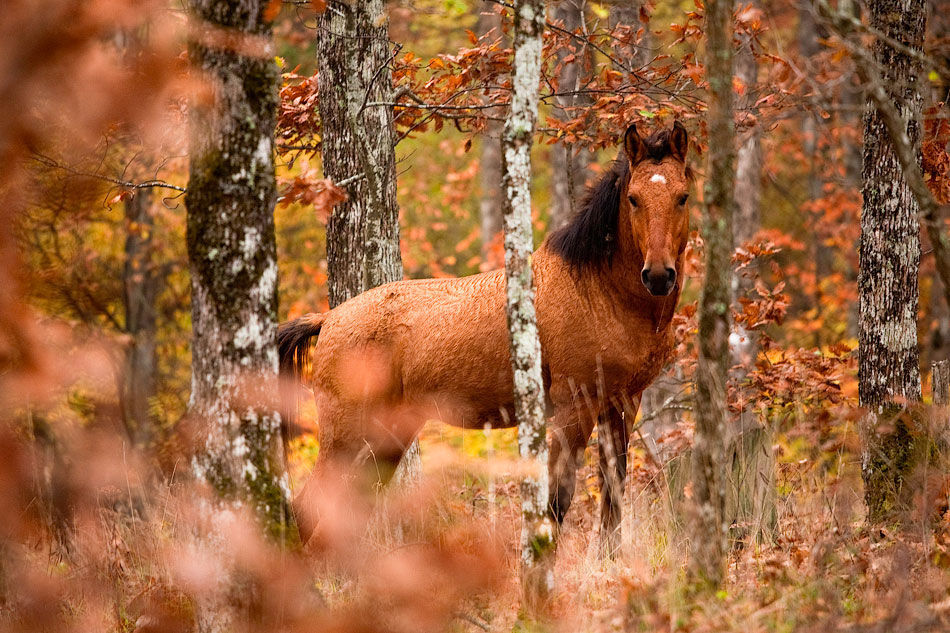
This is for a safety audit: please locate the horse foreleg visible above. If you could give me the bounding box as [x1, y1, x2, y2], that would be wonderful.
[546, 412, 590, 529]
[597, 400, 636, 559]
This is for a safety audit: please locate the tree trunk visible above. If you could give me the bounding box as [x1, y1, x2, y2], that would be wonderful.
[608, 0, 651, 69]
[933, 360, 950, 449]
[121, 188, 160, 449]
[319, 0, 402, 308]
[503, 0, 552, 614]
[858, 0, 926, 525]
[733, 25, 762, 369]
[187, 0, 290, 530]
[478, 3, 504, 267]
[317, 0, 420, 479]
[799, 2, 832, 332]
[689, 0, 734, 588]
[729, 3, 775, 546]
[549, 0, 590, 231]
[186, 3, 292, 629]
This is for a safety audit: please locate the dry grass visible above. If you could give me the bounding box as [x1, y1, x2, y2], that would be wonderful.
[2, 341, 950, 633]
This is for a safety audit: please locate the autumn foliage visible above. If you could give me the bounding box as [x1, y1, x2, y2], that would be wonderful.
[2, 0, 950, 631]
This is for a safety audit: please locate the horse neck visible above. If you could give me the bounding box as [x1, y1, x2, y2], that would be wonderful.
[536, 243, 680, 333]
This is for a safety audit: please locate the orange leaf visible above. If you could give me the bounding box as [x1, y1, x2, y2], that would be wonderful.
[263, 0, 282, 22]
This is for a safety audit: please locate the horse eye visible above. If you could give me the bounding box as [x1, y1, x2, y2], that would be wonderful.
[677, 194, 689, 206]
[628, 195, 638, 208]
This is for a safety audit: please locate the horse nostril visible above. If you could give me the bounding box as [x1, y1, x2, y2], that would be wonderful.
[666, 267, 677, 285]
[641, 269, 650, 286]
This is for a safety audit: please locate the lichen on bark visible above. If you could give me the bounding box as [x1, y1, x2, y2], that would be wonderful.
[502, 0, 553, 616]
[186, 0, 291, 535]
[317, 0, 402, 308]
[185, 3, 294, 630]
[858, 0, 927, 525]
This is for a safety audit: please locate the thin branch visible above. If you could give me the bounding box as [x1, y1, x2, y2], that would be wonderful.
[31, 153, 187, 193]
[335, 172, 364, 188]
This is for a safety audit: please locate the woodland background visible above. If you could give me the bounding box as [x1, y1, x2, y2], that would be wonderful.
[2, 0, 950, 631]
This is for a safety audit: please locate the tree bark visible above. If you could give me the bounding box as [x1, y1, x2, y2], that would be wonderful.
[480, 121, 505, 266]
[549, 0, 590, 231]
[856, 0, 926, 524]
[689, 0, 734, 588]
[503, 0, 553, 614]
[186, 4, 292, 628]
[317, 0, 420, 479]
[121, 188, 160, 449]
[318, 0, 402, 308]
[733, 24, 762, 368]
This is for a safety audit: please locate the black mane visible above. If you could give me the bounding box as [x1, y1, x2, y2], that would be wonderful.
[548, 128, 680, 271]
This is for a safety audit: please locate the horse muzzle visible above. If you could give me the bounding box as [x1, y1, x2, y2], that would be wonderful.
[641, 267, 676, 296]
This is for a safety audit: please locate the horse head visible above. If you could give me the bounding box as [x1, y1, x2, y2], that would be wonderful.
[621, 122, 691, 297]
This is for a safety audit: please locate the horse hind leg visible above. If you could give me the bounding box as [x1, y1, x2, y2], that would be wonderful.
[293, 395, 374, 544]
[294, 394, 425, 544]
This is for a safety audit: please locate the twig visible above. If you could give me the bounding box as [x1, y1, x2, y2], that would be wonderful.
[335, 172, 364, 188]
[454, 612, 491, 632]
[358, 42, 403, 115]
[30, 152, 187, 193]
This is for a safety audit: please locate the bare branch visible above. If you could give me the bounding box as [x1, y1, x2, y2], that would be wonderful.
[30, 152, 187, 193]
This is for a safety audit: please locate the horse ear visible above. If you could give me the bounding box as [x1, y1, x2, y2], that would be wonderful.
[669, 121, 688, 162]
[623, 124, 648, 165]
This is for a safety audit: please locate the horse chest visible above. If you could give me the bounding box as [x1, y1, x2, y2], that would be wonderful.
[545, 306, 672, 398]
[599, 320, 669, 387]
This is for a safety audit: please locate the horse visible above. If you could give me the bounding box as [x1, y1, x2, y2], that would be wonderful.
[278, 121, 691, 556]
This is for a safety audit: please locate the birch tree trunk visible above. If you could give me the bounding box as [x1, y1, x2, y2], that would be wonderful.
[186, 2, 291, 628]
[858, 0, 926, 524]
[317, 0, 420, 479]
[549, 0, 590, 231]
[689, 0, 734, 588]
[503, 0, 553, 613]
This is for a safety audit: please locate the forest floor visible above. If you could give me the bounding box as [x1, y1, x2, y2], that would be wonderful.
[290, 422, 950, 633]
[8, 417, 950, 633]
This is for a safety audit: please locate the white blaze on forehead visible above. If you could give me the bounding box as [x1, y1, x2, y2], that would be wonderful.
[650, 173, 667, 184]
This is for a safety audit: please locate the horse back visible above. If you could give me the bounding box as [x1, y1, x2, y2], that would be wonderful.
[311, 271, 517, 428]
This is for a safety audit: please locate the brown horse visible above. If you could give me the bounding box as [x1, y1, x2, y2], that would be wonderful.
[279, 121, 690, 555]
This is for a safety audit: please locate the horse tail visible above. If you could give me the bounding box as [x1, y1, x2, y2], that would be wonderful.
[277, 313, 325, 437]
